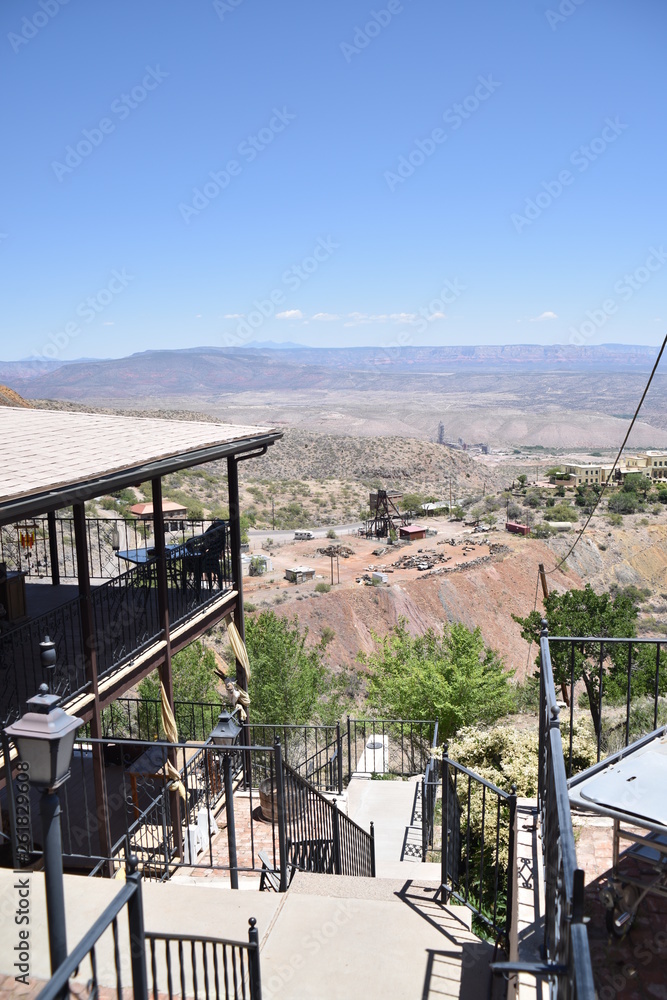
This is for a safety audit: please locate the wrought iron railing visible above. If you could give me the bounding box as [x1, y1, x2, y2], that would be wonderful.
[100, 706, 437, 794]
[147, 923, 262, 1000]
[419, 721, 439, 861]
[346, 717, 436, 780]
[0, 523, 233, 725]
[440, 750, 516, 945]
[546, 635, 666, 776]
[0, 594, 86, 725]
[36, 856, 262, 1000]
[491, 624, 595, 998]
[421, 756, 439, 862]
[0, 516, 215, 581]
[281, 758, 375, 878]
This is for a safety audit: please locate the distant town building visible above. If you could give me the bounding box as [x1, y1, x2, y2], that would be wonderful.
[561, 451, 667, 486]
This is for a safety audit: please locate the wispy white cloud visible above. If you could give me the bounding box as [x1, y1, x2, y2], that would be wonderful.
[312, 312, 339, 321]
[102, 321, 114, 326]
[276, 309, 304, 320]
[343, 311, 423, 327]
[224, 313, 243, 319]
[530, 310, 558, 322]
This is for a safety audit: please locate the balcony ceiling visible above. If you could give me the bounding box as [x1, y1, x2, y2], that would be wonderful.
[0, 408, 281, 522]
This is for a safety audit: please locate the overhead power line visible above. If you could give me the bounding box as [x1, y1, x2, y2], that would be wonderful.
[547, 332, 667, 575]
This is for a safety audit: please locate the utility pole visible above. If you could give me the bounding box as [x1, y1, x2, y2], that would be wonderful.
[272, 497, 275, 530]
[538, 563, 549, 603]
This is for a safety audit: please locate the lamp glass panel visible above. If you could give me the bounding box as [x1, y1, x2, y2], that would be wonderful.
[55, 731, 78, 784]
[15, 736, 53, 787]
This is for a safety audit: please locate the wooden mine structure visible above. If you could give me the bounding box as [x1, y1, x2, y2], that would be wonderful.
[364, 489, 409, 538]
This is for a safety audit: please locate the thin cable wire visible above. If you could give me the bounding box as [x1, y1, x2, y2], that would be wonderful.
[524, 567, 542, 678]
[546, 332, 667, 574]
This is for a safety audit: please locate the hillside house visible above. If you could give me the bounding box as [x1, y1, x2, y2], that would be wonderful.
[129, 500, 188, 530]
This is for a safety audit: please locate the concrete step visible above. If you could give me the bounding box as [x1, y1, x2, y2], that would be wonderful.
[375, 859, 442, 881]
[289, 871, 474, 930]
[262, 875, 489, 999]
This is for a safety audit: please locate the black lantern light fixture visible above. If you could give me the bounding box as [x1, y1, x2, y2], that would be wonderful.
[5, 684, 82, 791]
[5, 681, 83, 987]
[210, 708, 242, 747]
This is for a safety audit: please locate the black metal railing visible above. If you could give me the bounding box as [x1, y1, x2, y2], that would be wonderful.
[440, 750, 516, 946]
[0, 516, 216, 581]
[0, 594, 86, 725]
[345, 717, 436, 780]
[0, 524, 233, 725]
[420, 721, 439, 861]
[92, 561, 163, 679]
[146, 922, 262, 1000]
[421, 756, 439, 862]
[281, 758, 375, 878]
[492, 625, 595, 998]
[101, 697, 224, 743]
[36, 856, 262, 1000]
[546, 635, 666, 776]
[99, 706, 436, 794]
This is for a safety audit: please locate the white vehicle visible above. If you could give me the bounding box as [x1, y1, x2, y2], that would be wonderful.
[294, 530, 315, 540]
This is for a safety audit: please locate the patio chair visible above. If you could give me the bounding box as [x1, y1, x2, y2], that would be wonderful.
[201, 524, 226, 591]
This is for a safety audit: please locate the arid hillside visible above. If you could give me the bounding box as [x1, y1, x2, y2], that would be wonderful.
[236, 513, 667, 689]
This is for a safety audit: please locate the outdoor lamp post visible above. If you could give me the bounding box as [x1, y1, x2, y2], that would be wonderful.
[210, 710, 242, 889]
[5, 684, 83, 985]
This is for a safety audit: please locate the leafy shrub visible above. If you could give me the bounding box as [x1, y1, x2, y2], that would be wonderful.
[315, 582, 331, 593]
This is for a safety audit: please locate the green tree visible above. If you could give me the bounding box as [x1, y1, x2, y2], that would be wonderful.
[517, 474, 528, 487]
[138, 641, 222, 738]
[513, 586, 642, 738]
[361, 620, 514, 739]
[549, 503, 578, 522]
[245, 612, 336, 724]
[608, 492, 641, 515]
[623, 473, 651, 499]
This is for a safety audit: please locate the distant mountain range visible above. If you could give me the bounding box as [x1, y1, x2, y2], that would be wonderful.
[0, 343, 660, 403]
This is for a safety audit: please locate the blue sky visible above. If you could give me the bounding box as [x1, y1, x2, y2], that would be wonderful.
[1, 0, 666, 361]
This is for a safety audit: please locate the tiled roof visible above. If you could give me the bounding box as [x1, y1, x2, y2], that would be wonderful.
[0, 408, 278, 510]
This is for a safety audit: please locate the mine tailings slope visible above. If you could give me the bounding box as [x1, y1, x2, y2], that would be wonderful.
[267, 538, 582, 683]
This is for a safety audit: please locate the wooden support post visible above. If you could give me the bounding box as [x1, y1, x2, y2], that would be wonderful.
[73, 502, 112, 869]
[227, 457, 246, 652]
[227, 456, 251, 785]
[538, 563, 549, 603]
[151, 477, 183, 861]
[47, 511, 60, 586]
